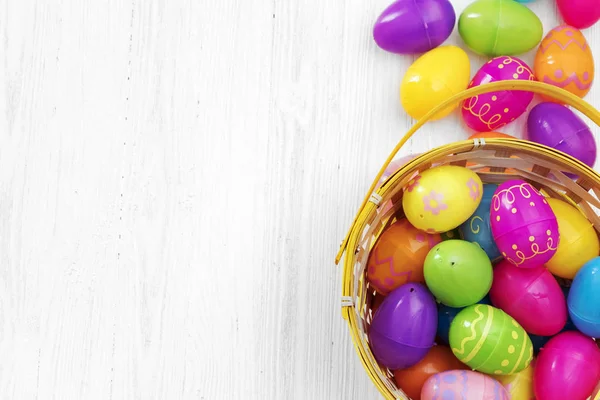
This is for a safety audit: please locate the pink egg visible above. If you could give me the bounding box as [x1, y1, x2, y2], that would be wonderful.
[422, 370, 509, 400]
[490, 180, 559, 268]
[489, 260, 567, 336]
[377, 154, 422, 187]
[462, 56, 535, 132]
[534, 331, 600, 400]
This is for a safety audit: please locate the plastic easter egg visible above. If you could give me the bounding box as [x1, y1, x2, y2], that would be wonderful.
[568, 257, 600, 337]
[489, 260, 567, 335]
[369, 283, 438, 369]
[367, 218, 442, 295]
[421, 370, 509, 400]
[557, 0, 600, 30]
[437, 296, 491, 344]
[458, 0, 542, 56]
[490, 180, 559, 268]
[462, 56, 535, 132]
[527, 102, 597, 171]
[393, 345, 467, 399]
[449, 304, 533, 375]
[534, 331, 600, 400]
[545, 198, 599, 279]
[496, 363, 534, 400]
[529, 285, 578, 354]
[402, 165, 483, 233]
[373, 0, 456, 55]
[400, 46, 470, 121]
[459, 184, 502, 262]
[424, 240, 493, 307]
[534, 25, 594, 99]
[378, 154, 421, 188]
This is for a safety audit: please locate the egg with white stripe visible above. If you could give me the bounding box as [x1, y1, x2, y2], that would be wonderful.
[449, 304, 533, 375]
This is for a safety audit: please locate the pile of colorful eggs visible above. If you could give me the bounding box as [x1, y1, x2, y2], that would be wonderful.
[374, 0, 599, 173]
[366, 2, 600, 398]
[367, 168, 600, 399]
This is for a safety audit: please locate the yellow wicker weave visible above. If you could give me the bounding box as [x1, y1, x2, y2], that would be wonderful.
[336, 80, 600, 400]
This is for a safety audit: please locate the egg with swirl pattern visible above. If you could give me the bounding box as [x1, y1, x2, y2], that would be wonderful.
[462, 56, 535, 132]
[534, 25, 594, 99]
[449, 304, 533, 375]
[459, 184, 502, 263]
[490, 180, 559, 269]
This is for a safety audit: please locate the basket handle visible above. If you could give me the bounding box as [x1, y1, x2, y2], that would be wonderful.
[336, 80, 600, 265]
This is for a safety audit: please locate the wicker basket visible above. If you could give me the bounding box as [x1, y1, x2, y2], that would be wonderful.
[335, 80, 600, 400]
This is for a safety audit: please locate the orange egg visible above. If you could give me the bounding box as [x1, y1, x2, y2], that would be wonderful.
[467, 132, 517, 173]
[534, 25, 594, 99]
[367, 218, 441, 295]
[393, 345, 468, 399]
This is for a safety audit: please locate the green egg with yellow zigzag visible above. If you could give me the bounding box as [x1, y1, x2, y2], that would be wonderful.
[449, 304, 533, 375]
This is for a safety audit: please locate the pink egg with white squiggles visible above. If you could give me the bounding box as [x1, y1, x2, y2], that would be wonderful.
[462, 56, 535, 132]
[490, 180, 560, 269]
[421, 370, 509, 400]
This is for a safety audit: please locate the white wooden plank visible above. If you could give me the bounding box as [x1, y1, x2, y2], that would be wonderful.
[0, 0, 598, 399]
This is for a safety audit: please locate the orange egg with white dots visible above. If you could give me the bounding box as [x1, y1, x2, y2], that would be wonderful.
[534, 24, 594, 99]
[366, 218, 441, 295]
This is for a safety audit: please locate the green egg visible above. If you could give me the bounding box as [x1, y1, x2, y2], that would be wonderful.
[449, 304, 533, 375]
[458, 0, 543, 56]
[424, 240, 492, 307]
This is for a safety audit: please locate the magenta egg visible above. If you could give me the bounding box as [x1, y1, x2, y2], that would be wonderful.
[489, 260, 567, 336]
[490, 180, 559, 268]
[369, 283, 438, 370]
[534, 331, 600, 400]
[422, 370, 509, 400]
[462, 56, 535, 132]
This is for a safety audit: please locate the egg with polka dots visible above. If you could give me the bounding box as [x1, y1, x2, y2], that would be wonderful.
[449, 304, 533, 375]
[421, 370, 510, 400]
[534, 25, 594, 99]
[489, 180, 559, 269]
[462, 56, 535, 132]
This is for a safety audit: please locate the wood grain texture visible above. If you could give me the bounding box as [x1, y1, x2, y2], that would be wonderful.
[0, 0, 599, 399]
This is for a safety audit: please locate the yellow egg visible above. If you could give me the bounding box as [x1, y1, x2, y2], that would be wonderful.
[496, 363, 534, 399]
[400, 45, 471, 121]
[402, 166, 483, 233]
[546, 198, 600, 279]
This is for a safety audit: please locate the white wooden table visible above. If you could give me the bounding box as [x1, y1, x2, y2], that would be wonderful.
[1, 1, 599, 399]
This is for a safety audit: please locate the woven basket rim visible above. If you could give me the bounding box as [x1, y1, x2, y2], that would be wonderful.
[337, 81, 600, 400]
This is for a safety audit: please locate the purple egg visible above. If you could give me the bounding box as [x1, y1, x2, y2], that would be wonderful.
[527, 102, 597, 172]
[490, 180, 559, 269]
[373, 0, 456, 54]
[369, 282, 437, 369]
